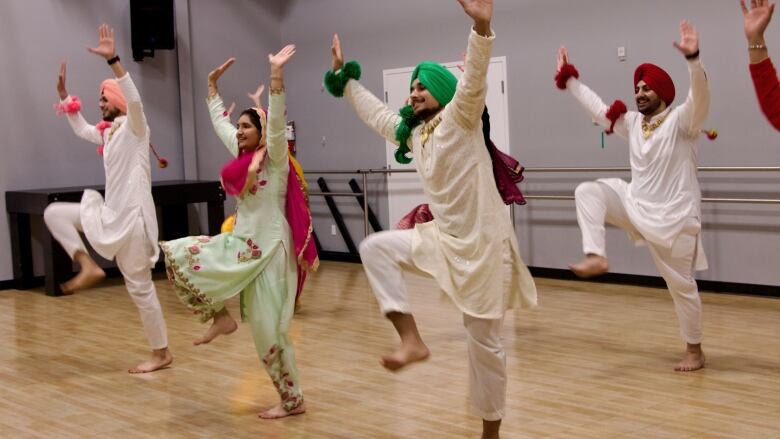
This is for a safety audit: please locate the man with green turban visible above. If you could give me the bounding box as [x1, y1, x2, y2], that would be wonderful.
[324, 1, 536, 437]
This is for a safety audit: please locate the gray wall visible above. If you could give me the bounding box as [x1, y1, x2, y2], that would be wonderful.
[280, 0, 780, 286]
[3, 0, 779, 287]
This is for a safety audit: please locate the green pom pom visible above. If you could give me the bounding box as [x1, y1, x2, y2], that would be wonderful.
[323, 60, 362, 98]
[343, 60, 361, 82]
[324, 70, 345, 97]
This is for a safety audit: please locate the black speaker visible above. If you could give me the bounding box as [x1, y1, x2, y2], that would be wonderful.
[130, 0, 175, 61]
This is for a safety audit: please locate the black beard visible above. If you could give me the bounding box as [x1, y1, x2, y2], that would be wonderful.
[637, 97, 663, 116]
[414, 106, 443, 121]
[102, 108, 121, 122]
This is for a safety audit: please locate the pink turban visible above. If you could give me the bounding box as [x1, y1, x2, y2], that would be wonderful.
[100, 79, 127, 114]
[634, 63, 675, 105]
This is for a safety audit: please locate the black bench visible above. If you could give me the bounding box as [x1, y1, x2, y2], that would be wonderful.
[6, 180, 225, 296]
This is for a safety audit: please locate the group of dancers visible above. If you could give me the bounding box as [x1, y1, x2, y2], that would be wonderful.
[43, 0, 779, 437]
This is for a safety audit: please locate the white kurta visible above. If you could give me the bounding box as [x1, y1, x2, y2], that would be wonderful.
[566, 58, 710, 270]
[62, 73, 158, 266]
[345, 29, 537, 319]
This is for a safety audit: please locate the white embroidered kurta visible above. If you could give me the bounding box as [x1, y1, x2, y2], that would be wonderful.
[62, 73, 158, 265]
[344, 28, 537, 318]
[567, 58, 710, 270]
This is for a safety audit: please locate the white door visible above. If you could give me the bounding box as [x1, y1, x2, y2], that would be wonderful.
[382, 57, 510, 227]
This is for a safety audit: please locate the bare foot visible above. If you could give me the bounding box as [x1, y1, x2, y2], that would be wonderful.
[60, 266, 106, 294]
[193, 309, 237, 345]
[675, 344, 705, 372]
[258, 402, 306, 419]
[569, 254, 609, 278]
[380, 341, 430, 371]
[128, 348, 173, 374]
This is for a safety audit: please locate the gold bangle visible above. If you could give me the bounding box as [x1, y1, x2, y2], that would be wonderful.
[749, 43, 767, 50]
[269, 86, 285, 94]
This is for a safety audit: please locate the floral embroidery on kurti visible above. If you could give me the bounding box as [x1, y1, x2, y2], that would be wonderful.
[237, 238, 262, 262]
[160, 239, 219, 322]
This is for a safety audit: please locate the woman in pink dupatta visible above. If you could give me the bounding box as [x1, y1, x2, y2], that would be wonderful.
[160, 47, 312, 419]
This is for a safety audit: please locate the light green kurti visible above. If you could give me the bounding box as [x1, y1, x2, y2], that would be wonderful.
[160, 90, 302, 411]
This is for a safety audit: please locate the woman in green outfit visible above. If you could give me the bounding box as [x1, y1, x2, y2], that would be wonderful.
[160, 44, 305, 419]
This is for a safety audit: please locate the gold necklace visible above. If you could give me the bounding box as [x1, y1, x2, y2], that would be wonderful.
[641, 116, 666, 139]
[420, 115, 442, 146]
[107, 121, 122, 143]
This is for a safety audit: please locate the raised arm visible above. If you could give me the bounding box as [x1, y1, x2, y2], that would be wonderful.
[56, 61, 103, 144]
[266, 44, 295, 165]
[446, 0, 494, 130]
[742, 0, 780, 129]
[88, 24, 147, 138]
[742, 0, 774, 64]
[556, 47, 630, 139]
[330, 34, 401, 145]
[673, 21, 710, 136]
[206, 58, 239, 156]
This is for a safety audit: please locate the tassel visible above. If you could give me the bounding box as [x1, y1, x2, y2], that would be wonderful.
[605, 100, 627, 135]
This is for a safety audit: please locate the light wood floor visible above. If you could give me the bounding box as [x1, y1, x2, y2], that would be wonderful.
[1, 261, 779, 439]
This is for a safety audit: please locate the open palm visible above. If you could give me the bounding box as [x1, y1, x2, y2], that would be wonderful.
[673, 20, 699, 56]
[457, 0, 493, 23]
[269, 45, 296, 70]
[87, 24, 116, 59]
[741, 0, 775, 40]
[208, 58, 235, 85]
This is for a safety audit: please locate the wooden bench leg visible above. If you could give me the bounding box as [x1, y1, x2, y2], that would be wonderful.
[9, 212, 34, 289]
[206, 201, 225, 236]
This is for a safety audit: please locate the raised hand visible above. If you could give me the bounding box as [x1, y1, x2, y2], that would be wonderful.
[557, 46, 570, 72]
[457, 0, 493, 34]
[57, 61, 68, 100]
[225, 102, 236, 117]
[741, 0, 775, 42]
[87, 24, 116, 60]
[673, 20, 699, 57]
[331, 34, 344, 72]
[248, 84, 265, 108]
[269, 44, 296, 71]
[208, 58, 236, 86]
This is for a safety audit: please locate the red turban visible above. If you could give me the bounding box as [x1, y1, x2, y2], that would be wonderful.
[634, 63, 675, 105]
[99, 79, 127, 115]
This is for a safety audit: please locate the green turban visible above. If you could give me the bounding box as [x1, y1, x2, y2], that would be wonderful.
[394, 61, 458, 164]
[411, 61, 458, 106]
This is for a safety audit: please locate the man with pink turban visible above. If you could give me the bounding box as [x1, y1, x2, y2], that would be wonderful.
[46, 24, 171, 373]
[555, 20, 710, 372]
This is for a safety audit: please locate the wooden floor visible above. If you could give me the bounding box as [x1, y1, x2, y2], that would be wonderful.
[1, 261, 779, 438]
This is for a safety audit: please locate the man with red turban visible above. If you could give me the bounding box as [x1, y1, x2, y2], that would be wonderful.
[46, 24, 171, 374]
[555, 20, 710, 372]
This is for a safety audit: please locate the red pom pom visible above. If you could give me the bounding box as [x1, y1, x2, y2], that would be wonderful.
[605, 100, 627, 135]
[158, 157, 169, 168]
[555, 64, 580, 90]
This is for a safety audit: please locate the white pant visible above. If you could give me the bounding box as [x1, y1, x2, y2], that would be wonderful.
[43, 202, 169, 350]
[574, 181, 703, 344]
[360, 230, 507, 421]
